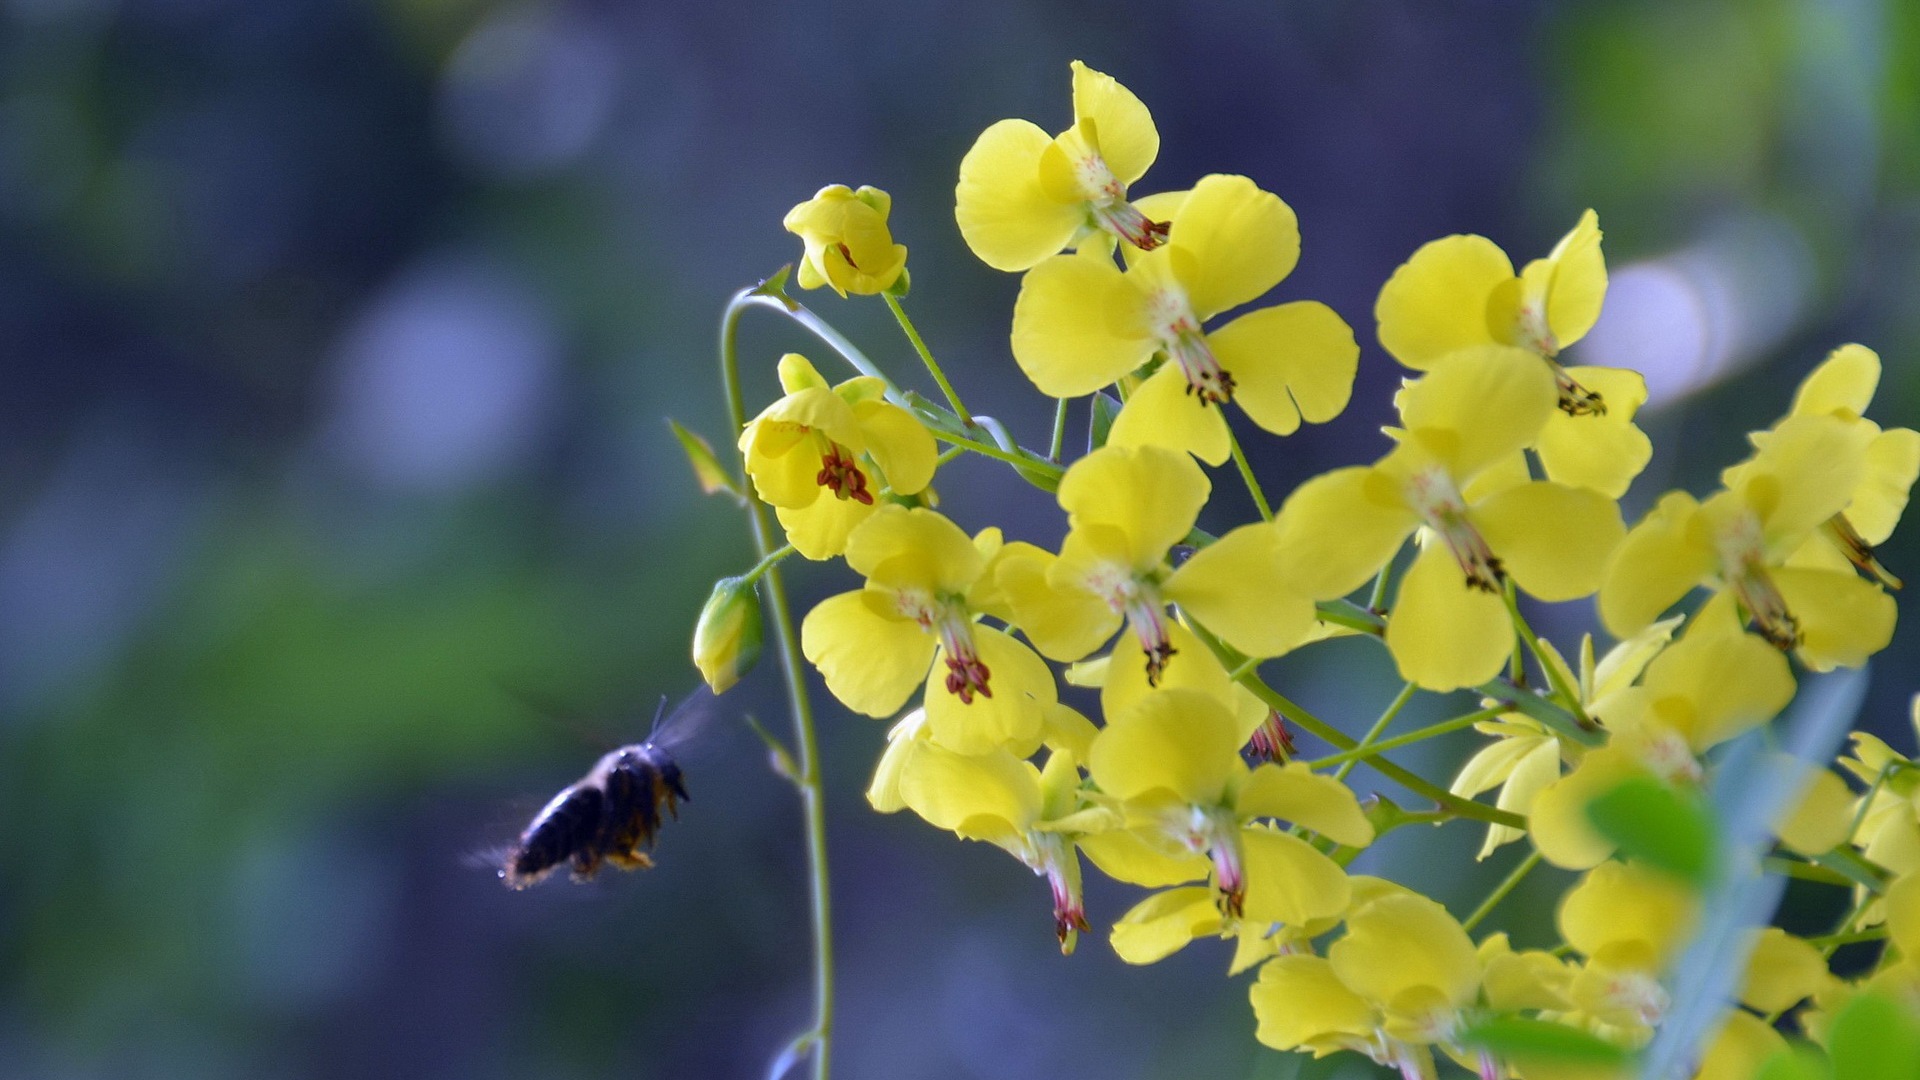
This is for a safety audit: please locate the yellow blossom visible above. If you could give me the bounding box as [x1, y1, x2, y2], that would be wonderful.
[955, 61, 1166, 271]
[783, 184, 908, 296]
[738, 353, 937, 559]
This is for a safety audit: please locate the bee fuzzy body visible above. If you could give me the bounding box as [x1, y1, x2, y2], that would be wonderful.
[500, 743, 690, 889]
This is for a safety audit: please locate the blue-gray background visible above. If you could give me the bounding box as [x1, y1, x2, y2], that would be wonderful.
[2, 1, 1916, 1077]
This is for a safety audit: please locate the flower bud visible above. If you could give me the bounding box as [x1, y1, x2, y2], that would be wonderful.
[692, 575, 763, 694]
[782, 184, 908, 297]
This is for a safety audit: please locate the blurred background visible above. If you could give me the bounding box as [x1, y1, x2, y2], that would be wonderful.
[2, 0, 1917, 1077]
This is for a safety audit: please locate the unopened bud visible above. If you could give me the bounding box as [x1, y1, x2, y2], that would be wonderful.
[693, 575, 763, 694]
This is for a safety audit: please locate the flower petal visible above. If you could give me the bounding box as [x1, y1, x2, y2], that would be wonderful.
[1598, 492, 1715, 639]
[1011, 251, 1157, 398]
[1079, 827, 1209, 887]
[1543, 209, 1607, 348]
[898, 742, 1041, 839]
[955, 118, 1084, 272]
[1240, 827, 1352, 926]
[1533, 366, 1653, 498]
[1385, 541, 1512, 692]
[1375, 233, 1515, 370]
[1397, 344, 1557, 482]
[1775, 566, 1897, 672]
[1165, 523, 1314, 658]
[1529, 746, 1645, 870]
[777, 496, 876, 561]
[852, 399, 936, 496]
[1251, 955, 1376, 1052]
[1163, 174, 1299, 321]
[1791, 343, 1880, 418]
[1208, 300, 1359, 437]
[1106, 361, 1231, 465]
[1069, 60, 1158, 185]
[1851, 425, 1920, 545]
[1058, 445, 1209, 570]
[1235, 762, 1374, 847]
[1472, 480, 1625, 602]
[1273, 465, 1417, 600]
[1109, 886, 1220, 965]
[995, 543, 1119, 661]
[1087, 686, 1240, 805]
[801, 590, 935, 715]
[924, 627, 1055, 756]
[1331, 891, 1480, 1011]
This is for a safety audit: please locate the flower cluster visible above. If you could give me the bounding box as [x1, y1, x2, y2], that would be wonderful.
[694, 61, 1920, 1080]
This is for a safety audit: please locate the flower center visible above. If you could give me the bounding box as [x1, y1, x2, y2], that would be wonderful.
[1145, 288, 1235, 406]
[1016, 832, 1089, 952]
[1716, 511, 1801, 650]
[816, 444, 874, 504]
[1405, 468, 1504, 592]
[1083, 562, 1178, 684]
[1168, 805, 1245, 918]
[898, 592, 992, 704]
[1246, 710, 1295, 763]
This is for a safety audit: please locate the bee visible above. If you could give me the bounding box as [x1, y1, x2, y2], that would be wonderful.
[498, 689, 710, 889]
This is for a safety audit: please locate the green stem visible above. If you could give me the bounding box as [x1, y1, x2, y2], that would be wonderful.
[1315, 598, 1386, 637]
[1762, 855, 1853, 888]
[740, 543, 796, 586]
[735, 287, 906, 404]
[1367, 542, 1403, 614]
[1306, 706, 1503, 771]
[1462, 849, 1543, 932]
[1810, 926, 1889, 950]
[722, 286, 835, 1080]
[1475, 678, 1604, 747]
[1334, 682, 1416, 783]
[1048, 398, 1068, 462]
[1228, 431, 1273, 522]
[883, 292, 972, 425]
[1500, 585, 1589, 725]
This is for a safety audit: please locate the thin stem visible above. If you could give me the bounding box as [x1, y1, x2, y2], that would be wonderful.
[1462, 849, 1543, 932]
[735, 289, 907, 403]
[1228, 431, 1273, 522]
[1367, 542, 1403, 614]
[1334, 682, 1417, 783]
[1761, 855, 1853, 888]
[1306, 706, 1503, 770]
[740, 543, 796, 586]
[1048, 398, 1069, 462]
[883, 292, 972, 425]
[722, 287, 835, 1080]
[1475, 678, 1604, 747]
[1810, 926, 1889, 950]
[1500, 586, 1589, 726]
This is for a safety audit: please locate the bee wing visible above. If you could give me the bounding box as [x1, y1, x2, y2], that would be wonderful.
[644, 684, 722, 756]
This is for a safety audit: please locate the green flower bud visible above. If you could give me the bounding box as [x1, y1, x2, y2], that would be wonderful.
[693, 575, 762, 694]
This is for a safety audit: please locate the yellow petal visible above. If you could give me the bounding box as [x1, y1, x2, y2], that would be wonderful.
[1069, 60, 1157, 185]
[1331, 892, 1480, 1011]
[851, 399, 936, 496]
[1385, 540, 1512, 692]
[1884, 871, 1920, 960]
[1598, 491, 1714, 639]
[1397, 344, 1558, 482]
[1098, 621, 1241, 725]
[1775, 566, 1896, 671]
[1250, 955, 1376, 1052]
[1637, 624, 1794, 752]
[898, 742, 1041, 839]
[994, 543, 1119, 661]
[1557, 859, 1696, 962]
[1109, 886, 1219, 965]
[1734, 414, 1874, 546]
[1106, 361, 1231, 465]
[1273, 465, 1417, 600]
[1483, 738, 1567, 859]
[1533, 367, 1653, 498]
[1162, 173, 1300, 320]
[1791, 343, 1880, 419]
[801, 590, 935, 716]
[1235, 762, 1375, 847]
[777, 352, 829, 394]
[1697, 1010, 1787, 1080]
[1087, 686, 1240, 805]
[776, 495, 875, 561]
[1057, 445, 1209, 570]
[845, 505, 982, 591]
[1078, 827, 1208, 886]
[1530, 747, 1646, 870]
[1209, 300, 1359, 436]
[1543, 209, 1607, 348]
[1851, 425, 1920, 545]
[1240, 827, 1353, 926]
[867, 709, 929, 812]
[1779, 768, 1855, 856]
[1374, 233, 1515, 370]
[1472, 481, 1625, 601]
[1011, 251, 1156, 398]
[1740, 928, 1830, 1014]
[1164, 522, 1314, 658]
[924, 627, 1055, 756]
[955, 118, 1084, 272]
[1041, 702, 1099, 762]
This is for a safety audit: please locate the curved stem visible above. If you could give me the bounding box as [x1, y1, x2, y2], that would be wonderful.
[741, 543, 796, 586]
[722, 286, 835, 1080]
[1500, 585, 1590, 726]
[883, 293, 972, 425]
[1462, 849, 1542, 931]
[1306, 705, 1503, 770]
[1228, 431, 1273, 521]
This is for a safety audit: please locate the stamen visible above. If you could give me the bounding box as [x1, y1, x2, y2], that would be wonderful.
[1168, 328, 1236, 406]
[1091, 200, 1168, 251]
[816, 445, 874, 504]
[1246, 711, 1295, 763]
[1406, 469, 1505, 592]
[1124, 599, 1178, 684]
[933, 609, 993, 704]
[1826, 514, 1903, 590]
[1549, 359, 1607, 417]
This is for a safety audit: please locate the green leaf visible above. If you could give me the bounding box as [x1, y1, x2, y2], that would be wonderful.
[1585, 775, 1719, 888]
[1457, 1016, 1631, 1067]
[1828, 992, 1920, 1080]
[669, 419, 742, 499]
[1088, 391, 1121, 451]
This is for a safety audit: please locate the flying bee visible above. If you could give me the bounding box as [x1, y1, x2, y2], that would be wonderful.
[498, 688, 711, 889]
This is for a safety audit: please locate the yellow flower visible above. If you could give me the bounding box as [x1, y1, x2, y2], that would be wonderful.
[1599, 411, 1895, 669]
[737, 353, 937, 559]
[1273, 345, 1624, 690]
[1450, 616, 1681, 859]
[955, 60, 1166, 271]
[1375, 210, 1653, 497]
[1733, 343, 1920, 589]
[801, 506, 1056, 755]
[782, 185, 907, 296]
[1557, 860, 1698, 1038]
[1083, 687, 1369, 925]
[997, 444, 1315, 685]
[1836, 696, 1920, 896]
[1008, 174, 1357, 464]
